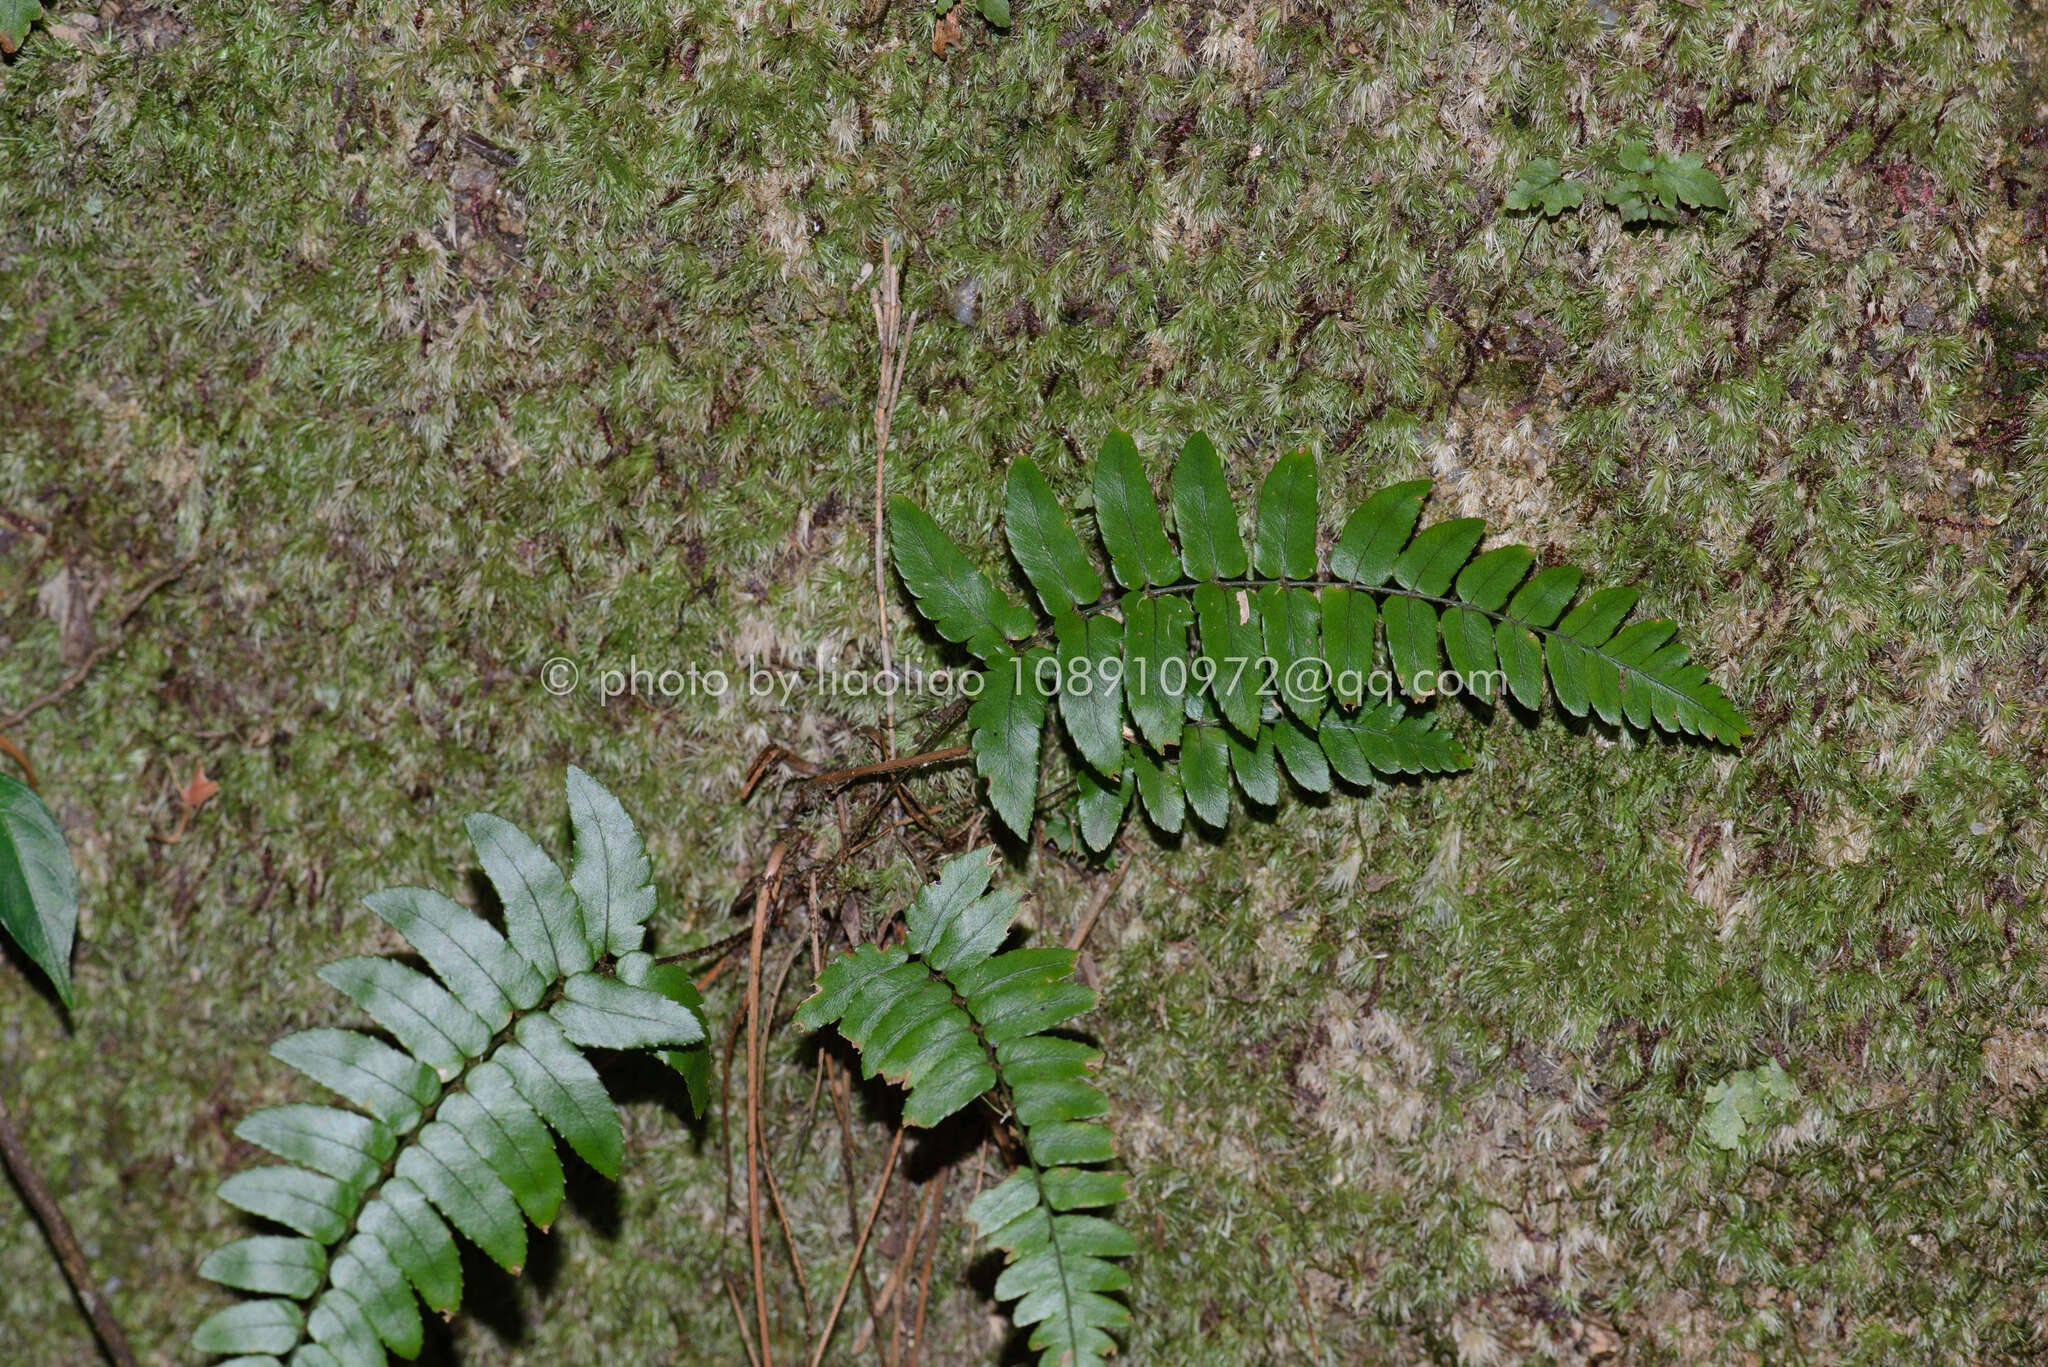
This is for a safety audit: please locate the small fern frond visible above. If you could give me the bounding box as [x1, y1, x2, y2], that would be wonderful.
[194, 767, 709, 1366]
[891, 431, 1750, 843]
[797, 849, 1132, 1366]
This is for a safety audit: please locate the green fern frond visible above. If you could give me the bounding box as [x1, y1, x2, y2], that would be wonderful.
[194, 767, 710, 1366]
[892, 431, 1750, 844]
[797, 849, 1131, 1367]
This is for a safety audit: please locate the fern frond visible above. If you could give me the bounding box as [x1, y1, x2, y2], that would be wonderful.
[893, 432, 1750, 844]
[194, 767, 710, 1366]
[797, 849, 1132, 1366]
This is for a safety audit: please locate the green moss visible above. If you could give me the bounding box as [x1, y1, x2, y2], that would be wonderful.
[0, 0, 2043, 1362]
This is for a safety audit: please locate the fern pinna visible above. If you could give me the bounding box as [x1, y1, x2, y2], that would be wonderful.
[891, 431, 1748, 846]
[193, 768, 709, 1366]
[796, 849, 1132, 1367]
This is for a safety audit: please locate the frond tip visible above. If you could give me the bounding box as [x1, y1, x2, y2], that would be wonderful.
[193, 767, 710, 1366]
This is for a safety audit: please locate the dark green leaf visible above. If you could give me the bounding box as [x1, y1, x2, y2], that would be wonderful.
[1092, 430, 1181, 589]
[1075, 763, 1131, 853]
[1225, 725, 1279, 807]
[1007, 458, 1103, 614]
[1455, 545, 1534, 611]
[1329, 480, 1432, 585]
[199, 1237, 327, 1299]
[1168, 432, 1247, 581]
[270, 1029, 440, 1133]
[970, 647, 1049, 839]
[1319, 704, 1473, 781]
[1180, 726, 1232, 829]
[0, 772, 77, 1007]
[1272, 712, 1330, 793]
[398, 1121, 527, 1271]
[316, 957, 491, 1079]
[306, 1290, 383, 1367]
[329, 1237, 423, 1358]
[1506, 565, 1583, 628]
[1038, 1167, 1128, 1211]
[500, 1013, 623, 1178]
[905, 849, 1021, 974]
[1251, 451, 1318, 580]
[1258, 585, 1323, 727]
[1440, 608, 1499, 698]
[360, 1178, 463, 1313]
[1320, 586, 1378, 709]
[1129, 747, 1183, 834]
[1556, 585, 1639, 645]
[890, 494, 1035, 658]
[1392, 518, 1485, 596]
[551, 971, 707, 1051]
[193, 1300, 303, 1357]
[1381, 595, 1440, 698]
[566, 765, 657, 959]
[1054, 612, 1125, 776]
[1028, 1121, 1117, 1166]
[219, 1166, 355, 1244]
[616, 952, 714, 1115]
[1193, 583, 1263, 737]
[439, 1063, 565, 1230]
[1494, 621, 1546, 709]
[363, 885, 546, 1029]
[1121, 595, 1189, 751]
[235, 1105, 393, 1188]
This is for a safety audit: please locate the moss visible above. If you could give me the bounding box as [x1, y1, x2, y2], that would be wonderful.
[0, 0, 2044, 1362]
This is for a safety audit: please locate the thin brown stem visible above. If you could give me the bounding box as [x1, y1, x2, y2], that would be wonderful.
[1067, 861, 1129, 953]
[0, 1075, 139, 1367]
[804, 745, 971, 788]
[809, 1123, 906, 1367]
[0, 732, 39, 791]
[869, 241, 918, 758]
[1, 558, 193, 729]
[901, 1167, 951, 1367]
[747, 844, 789, 1367]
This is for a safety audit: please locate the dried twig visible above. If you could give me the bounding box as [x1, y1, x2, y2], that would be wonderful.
[724, 1275, 767, 1367]
[869, 241, 918, 757]
[0, 732, 39, 791]
[0, 1075, 139, 1367]
[1067, 861, 1129, 952]
[809, 1123, 906, 1367]
[746, 844, 790, 1367]
[901, 1167, 951, 1367]
[804, 744, 971, 788]
[1, 558, 194, 729]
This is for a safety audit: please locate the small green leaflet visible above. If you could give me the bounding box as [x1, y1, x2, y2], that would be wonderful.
[1504, 157, 1585, 217]
[1251, 451, 1317, 580]
[0, 773, 78, 1007]
[889, 495, 1034, 659]
[0, 0, 41, 53]
[1007, 458, 1103, 615]
[1701, 1061, 1799, 1150]
[973, 647, 1050, 838]
[1169, 432, 1247, 581]
[565, 764, 658, 958]
[1093, 431, 1181, 589]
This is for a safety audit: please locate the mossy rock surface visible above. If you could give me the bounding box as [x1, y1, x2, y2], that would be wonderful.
[2, 1, 2046, 1362]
